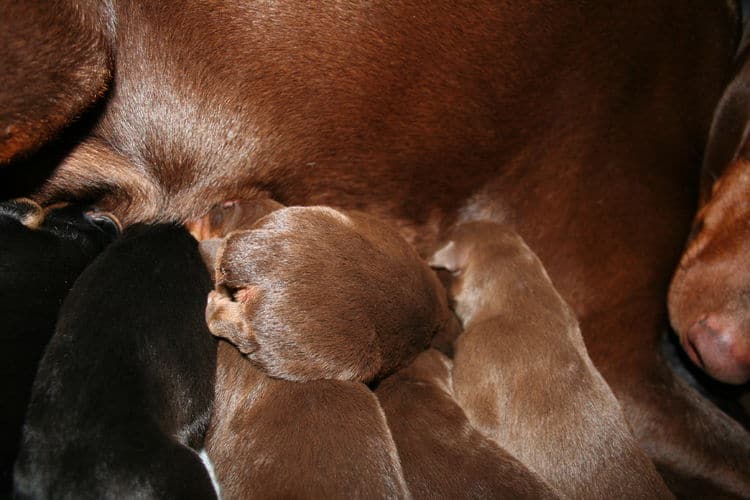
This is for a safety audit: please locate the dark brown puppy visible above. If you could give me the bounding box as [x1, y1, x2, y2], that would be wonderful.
[206, 205, 457, 383]
[1, 1, 744, 495]
[376, 349, 557, 499]
[206, 342, 410, 499]
[432, 221, 673, 499]
[14, 225, 217, 499]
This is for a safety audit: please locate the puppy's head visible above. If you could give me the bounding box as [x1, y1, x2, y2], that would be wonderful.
[431, 221, 573, 328]
[205, 206, 451, 382]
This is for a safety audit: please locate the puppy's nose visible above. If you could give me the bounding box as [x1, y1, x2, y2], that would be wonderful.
[684, 314, 750, 385]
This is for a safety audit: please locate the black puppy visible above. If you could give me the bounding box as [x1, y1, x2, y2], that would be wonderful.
[0, 199, 119, 497]
[14, 225, 218, 499]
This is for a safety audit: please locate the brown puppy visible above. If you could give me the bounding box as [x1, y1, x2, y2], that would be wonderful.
[432, 221, 672, 499]
[206, 341, 410, 499]
[376, 349, 557, 499]
[206, 205, 457, 383]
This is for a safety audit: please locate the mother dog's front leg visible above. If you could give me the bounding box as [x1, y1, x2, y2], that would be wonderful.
[584, 292, 750, 499]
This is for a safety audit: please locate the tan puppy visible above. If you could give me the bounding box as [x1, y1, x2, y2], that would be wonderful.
[206, 342, 410, 499]
[205, 205, 458, 383]
[376, 349, 557, 499]
[431, 221, 672, 499]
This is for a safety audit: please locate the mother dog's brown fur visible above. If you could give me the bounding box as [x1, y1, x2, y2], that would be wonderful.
[432, 222, 673, 498]
[1, 0, 747, 496]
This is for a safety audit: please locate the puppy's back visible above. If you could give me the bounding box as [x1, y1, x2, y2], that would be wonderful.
[207, 342, 410, 499]
[14, 225, 217, 499]
[377, 349, 556, 499]
[435, 222, 671, 498]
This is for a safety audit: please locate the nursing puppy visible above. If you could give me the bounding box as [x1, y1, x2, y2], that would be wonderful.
[0, 199, 119, 497]
[206, 342, 410, 499]
[14, 225, 217, 499]
[376, 349, 557, 499]
[186, 198, 284, 283]
[206, 205, 458, 382]
[431, 221, 672, 499]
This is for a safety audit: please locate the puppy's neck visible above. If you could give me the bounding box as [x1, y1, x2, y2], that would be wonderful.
[457, 271, 574, 335]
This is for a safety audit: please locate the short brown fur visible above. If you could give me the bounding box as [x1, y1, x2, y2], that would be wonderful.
[433, 221, 673, 499]
[205, 342, 410, 500]
[669, 30, 750, 388]
[1, 1, 746, 494]
[205, 206, 457, 383]
[376, 349, 557, 499]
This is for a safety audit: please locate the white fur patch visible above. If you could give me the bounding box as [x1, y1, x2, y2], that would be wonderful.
[200, 449, 222, 499]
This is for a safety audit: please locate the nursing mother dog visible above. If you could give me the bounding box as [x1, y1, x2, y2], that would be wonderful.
[668, 16, 750, 391]
[1, 0, 747, 497]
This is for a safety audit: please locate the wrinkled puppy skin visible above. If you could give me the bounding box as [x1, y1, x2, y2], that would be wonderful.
[206, 205, 456, 383]
[433, 221, 673, 500]
[376, 349, 557, 499]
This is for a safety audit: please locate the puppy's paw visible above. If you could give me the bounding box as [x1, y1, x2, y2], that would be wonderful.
[206, 289, 259, 355]
[0, 198, 44, 228]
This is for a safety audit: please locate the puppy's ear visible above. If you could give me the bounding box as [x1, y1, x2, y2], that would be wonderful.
[199, 239, 223, 276]
[205, 289, 259, 355]
[429, 241, 467, 272]
[0, 1, 111, 162]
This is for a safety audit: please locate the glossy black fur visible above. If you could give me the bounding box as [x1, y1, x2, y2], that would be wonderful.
[14, 225, 217, 499]
[0, 201, 118, 497]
